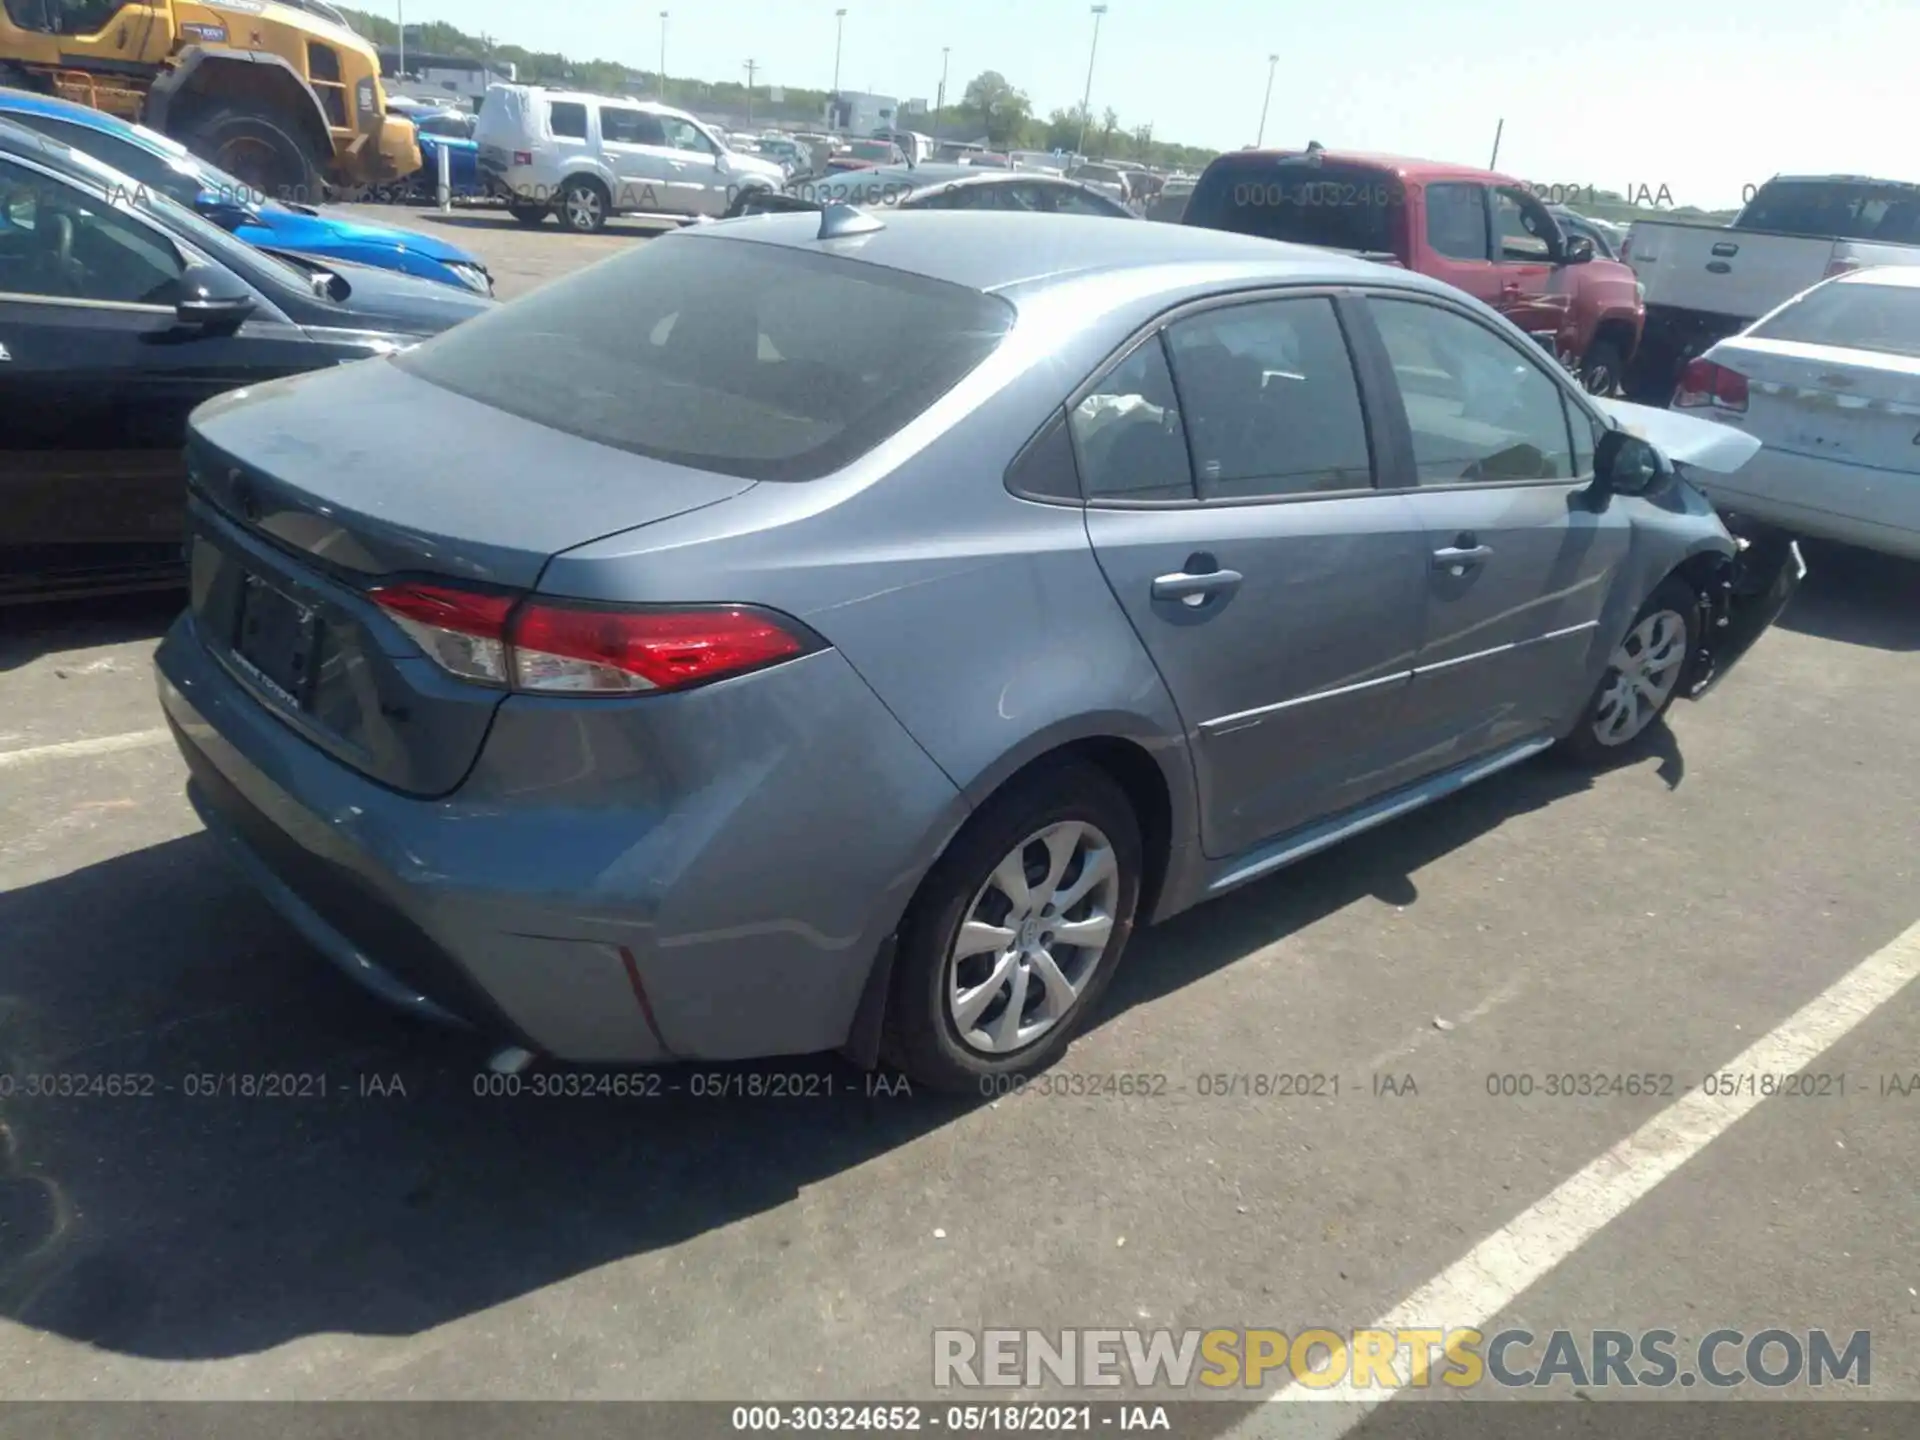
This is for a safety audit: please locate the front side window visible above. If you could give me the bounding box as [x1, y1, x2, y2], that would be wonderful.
[1367, 296, 1576, 484]
[546, 101, 588, 140]
[1164, 297, 1374, 499]
[661, 118, 716, 155]
[0, 157, 183, 305]
[396, 232, 1014, 483]
[1069, 338, 1194, 502]
[1493, 188, 1553, 261]
[1424, 182, 1489, 261]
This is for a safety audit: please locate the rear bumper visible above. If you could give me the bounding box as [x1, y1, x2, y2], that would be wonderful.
[156, 612, 966, 1064]
[1696, 449, 1920, 562]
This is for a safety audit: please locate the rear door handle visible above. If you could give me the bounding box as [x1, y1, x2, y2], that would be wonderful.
[1432, 545, 1492, 572]
[1152, 568, 1244, 604]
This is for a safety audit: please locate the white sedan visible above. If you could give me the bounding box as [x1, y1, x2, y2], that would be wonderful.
[1673, 266, 1920, 560]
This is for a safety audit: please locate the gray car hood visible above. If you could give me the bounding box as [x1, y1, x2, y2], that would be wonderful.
[1591, 397, 1761, 474]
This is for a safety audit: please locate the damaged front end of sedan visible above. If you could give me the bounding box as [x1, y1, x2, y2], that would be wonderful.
[1594, 396, 1809, 701]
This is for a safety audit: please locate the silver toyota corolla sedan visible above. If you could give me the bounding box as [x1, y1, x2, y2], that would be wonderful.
[156, 209, 1803, 1092]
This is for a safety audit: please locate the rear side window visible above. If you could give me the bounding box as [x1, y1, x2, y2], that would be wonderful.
[547, 101, 588, 140]
[1182, 160, 1401, 255]
[1164, 297, 1373, 499]
[1424, 182, 1488, 260]
[600, 107, 654, 145]
[1751, 280, 1920, 357]
[1068, 339, 1195, 502]
[395, 233, 1015, 483]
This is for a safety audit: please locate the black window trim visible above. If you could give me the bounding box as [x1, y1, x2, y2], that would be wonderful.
[1052, 283, 1401, 512]
[1342, 287, 1603, 495]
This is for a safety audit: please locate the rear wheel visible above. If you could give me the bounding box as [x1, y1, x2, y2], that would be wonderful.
[174, 104, 323, 204]
[507, 202, 550, 227]
[882, 761, 1142, 1094]
[558, 177, 610, 233]
[1560, 578, 1700, 763]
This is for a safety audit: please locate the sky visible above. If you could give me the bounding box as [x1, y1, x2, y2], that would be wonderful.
[393, 0, 1916, 210]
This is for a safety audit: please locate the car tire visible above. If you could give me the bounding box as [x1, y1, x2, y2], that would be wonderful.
[881, 760, 1142, 1095]
[1580, 338, 1626, 397]
[507, 202, 550, 227]
[1559, 577, 1701, 764]
[175, 104, 323, 204]
[558, 177, 610, 233]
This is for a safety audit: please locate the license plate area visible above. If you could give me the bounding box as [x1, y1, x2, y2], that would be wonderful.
[233, 573, 322, 711]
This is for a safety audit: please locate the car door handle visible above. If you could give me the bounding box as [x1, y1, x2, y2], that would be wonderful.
[1152, 568, 1244, 603]
[1432, 545, 1493, 572]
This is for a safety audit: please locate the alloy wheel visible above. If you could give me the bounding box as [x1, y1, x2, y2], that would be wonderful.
[1593, 609, 1687, 746]
[565, 188, 604, 230]
[946, 820, 1121, 1055]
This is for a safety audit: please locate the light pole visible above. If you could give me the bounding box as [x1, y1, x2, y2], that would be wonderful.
[935, 45, 949, 134]
[832, 8, 847, 99]
[658, 11, 668, 102]
[396, 0, 404, 80]
[1255, 53, 1277, 147]
[1075, 4, 1108, 159]
[744, 59, 758, 125]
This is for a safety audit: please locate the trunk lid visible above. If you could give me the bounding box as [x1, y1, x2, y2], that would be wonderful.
[184, 359, 756, 796]
[1709, 336, 1920, 471]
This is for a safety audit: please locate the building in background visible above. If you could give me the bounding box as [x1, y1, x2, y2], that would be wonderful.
[376, 49, 517, 107]
[825, 90, 898, 135]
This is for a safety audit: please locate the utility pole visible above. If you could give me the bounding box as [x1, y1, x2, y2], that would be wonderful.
[744, 59, 758, 125]
[935, 45, 950, 134]
[1256, 53, 1278, 147]
[832, 8, 847, 99]
[1075, 4, 1107, 159]
[396, 0, 404, 81]
[659, 11, 669, 103]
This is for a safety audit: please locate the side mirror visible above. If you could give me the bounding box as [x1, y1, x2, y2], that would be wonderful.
[1563, 234, 1596, 264]
[176, 261, 257, 332]
[1591, 426, 1671, 505]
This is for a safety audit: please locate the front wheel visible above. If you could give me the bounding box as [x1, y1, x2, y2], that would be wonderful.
[882, 762, 1142, 1093]
[1559, 578, 1700, 763]
[174, 104, 323, 204]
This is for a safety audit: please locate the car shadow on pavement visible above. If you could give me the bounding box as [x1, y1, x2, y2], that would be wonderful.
[0, 738, 1670, 1364]
[1775, 542, 1919, 653]
[0, 594, 185, 673]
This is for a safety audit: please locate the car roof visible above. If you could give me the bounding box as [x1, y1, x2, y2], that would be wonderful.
[692, 208, 1440, 298]
[1215, 146, 1521, 188]
[0, 112, 135, 189]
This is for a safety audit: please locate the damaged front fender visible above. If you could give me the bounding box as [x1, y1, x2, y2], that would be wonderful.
[1681, 525, 1808, 701]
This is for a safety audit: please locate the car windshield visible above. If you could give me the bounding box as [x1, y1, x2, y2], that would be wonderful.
[1736, 180, 1920, 242]
[395, 233, 1016, 482]
[1750, 279, 1920, 357]
[848, 141, 898, 161]
[1183, 158, 1400, 254]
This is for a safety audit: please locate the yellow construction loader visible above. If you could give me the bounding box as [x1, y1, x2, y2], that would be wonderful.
[1, 0, 420, 198]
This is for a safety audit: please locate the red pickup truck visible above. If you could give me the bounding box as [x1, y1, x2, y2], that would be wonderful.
[1181, 146, 1645, 395]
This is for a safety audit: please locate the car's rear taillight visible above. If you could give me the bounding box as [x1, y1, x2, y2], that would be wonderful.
[370, 585, 818, 695]
[372, 583, 515, 684]
[1673, 357, 1749, 413]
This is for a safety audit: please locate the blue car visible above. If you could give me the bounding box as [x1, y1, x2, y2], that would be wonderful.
[412, 110, 483, 200]
[0, 87, 493, 296]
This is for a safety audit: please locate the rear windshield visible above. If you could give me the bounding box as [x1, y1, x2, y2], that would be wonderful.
[394, 232, 1015, 482]
[1182, 159, 1401, 255]
[1735, 180, 1920, 243]
[1751, 279, 1920, 357]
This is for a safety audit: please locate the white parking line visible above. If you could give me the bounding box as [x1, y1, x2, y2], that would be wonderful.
[0, 728, 172, 770]
[1230, 915, 1920, 1440]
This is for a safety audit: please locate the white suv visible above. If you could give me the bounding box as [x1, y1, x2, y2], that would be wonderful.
[474, 85, 785, 232]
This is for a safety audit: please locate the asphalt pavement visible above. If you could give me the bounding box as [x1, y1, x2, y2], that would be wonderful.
[0, 211, 1915, 1434]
